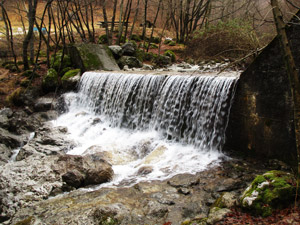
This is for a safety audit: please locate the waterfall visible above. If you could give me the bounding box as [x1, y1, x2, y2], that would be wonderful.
[54, 71, 239, 186]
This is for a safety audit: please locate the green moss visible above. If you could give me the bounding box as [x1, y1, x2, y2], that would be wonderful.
[135, 49, 145, 62]
[62, 69, 80, 81]
[5, 87, 25, 106]
[241, 170, 296, 217]
[14, 216, 33, 225]
[77, 45, 103, 70]
[98, 34, 108, 44]
[150, 36, 160, 44]
[168, 41, 176, 46]
[50, 51, 71, 72]
[164, 50, 176, 62]
[144, 52, 154, 61]
[42, 68, 59, 92]
[131, 34, 141, 42]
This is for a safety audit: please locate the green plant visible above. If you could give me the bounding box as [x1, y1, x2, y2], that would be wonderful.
[164, 50, 176, 62]
[131, 34, 141, 42]
[98, 34, 108, 44]
[168, 41, 176, 46]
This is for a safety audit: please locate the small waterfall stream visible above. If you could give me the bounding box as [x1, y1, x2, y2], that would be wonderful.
[54, 71, 239, 187]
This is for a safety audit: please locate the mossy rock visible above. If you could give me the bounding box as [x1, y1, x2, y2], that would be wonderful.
[118, 56, 143, 69]
[61, 69, 81, 91]
[68, 44, 120, 71]
[50, 51, 72, 72]
[153, 55, 171, 67]
[164, 50, 176, 62]
[42, 68, 59, 92]
[61, 69, 80, 81]
[241, 170, 296, 217]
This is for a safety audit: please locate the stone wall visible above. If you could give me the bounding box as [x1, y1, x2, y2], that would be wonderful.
[225, 10, 300, 165]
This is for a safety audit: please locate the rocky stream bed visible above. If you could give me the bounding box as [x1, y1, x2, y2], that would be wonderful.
[0, 95, 296, 225]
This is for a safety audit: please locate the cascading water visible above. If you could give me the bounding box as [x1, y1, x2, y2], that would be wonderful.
[53, 71, 239, 187]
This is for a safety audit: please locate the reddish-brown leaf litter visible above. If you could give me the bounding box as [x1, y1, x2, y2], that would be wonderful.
[220, 206, 300, 225]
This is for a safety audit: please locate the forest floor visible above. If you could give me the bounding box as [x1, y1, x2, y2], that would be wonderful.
[220, 205, 300, 224]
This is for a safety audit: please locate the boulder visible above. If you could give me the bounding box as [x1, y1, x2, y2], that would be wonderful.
[42, 68, 59, 92]
[241, 170, 296, 217]
[0, 127, 23, 149]
[61, 69, 81, 91]
[34, 95, 58, 112]
[67, 44, 120, 72]
[121, 42, 136, 56]
[0, 144, 11, 165]
[153, 55, 171, 67]
[108, 45, 123, 59]
[56, 154, 114, 188]
[118, 56, 143, 69]
[207, 207, 231, 225]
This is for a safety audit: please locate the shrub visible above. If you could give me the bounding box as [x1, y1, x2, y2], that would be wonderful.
[164, 50, 176, 62]
[98, 34, 108, 44]
[131, 34, 141, 42]
[184, 19, 260, 61]
[6, 88, 25, 106]
[168, 41, 176, 46]
[150, 36, 160, 44]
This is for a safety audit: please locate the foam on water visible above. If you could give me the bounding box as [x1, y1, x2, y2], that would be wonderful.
[53, 71, 239, 187]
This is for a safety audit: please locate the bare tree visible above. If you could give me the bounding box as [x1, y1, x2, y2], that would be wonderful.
[0, 0, 19, 71]
[22, 0, 38, 71]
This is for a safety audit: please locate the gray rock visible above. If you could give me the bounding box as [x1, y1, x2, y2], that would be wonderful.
[108, 45, 122, 59]
[67, 44, 120, 72]
[154, 55, 171, 67]
[0, 155, 63, 220]
[142, 64, 154, 70]
[56, 154, 114, 188]
[0, 108, 13, 118]
[61, 71, 81, 92]
[207, 207, 231, 225]
[118, 56, 143, 69]
[137, 166, 153, 176]
[16, 124, 73, 161]
[0, 127, 23, 149]
[121, 42, 136, 56]
[0, 144, 11, 165]
[34, 95, 58, 112]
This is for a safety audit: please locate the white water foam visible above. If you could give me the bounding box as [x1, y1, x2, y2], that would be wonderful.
[53, 71, 238, 187]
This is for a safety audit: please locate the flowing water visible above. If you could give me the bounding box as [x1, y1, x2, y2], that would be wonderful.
[53, 71, 239, 187]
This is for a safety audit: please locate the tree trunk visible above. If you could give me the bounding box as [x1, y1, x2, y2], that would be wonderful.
[271, 0, 300, 176]
[23, 0, 38, 71]
[129, 0, 140, 40]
